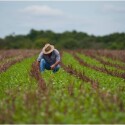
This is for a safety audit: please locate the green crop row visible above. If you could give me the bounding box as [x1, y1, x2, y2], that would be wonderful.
[77, 53, 125, 73]
[0, 52, 125, 123]
[63, 52, 125, 91]
[99, 55, 125, 67]
[40, 68, 125, 123]
[0, 56, 38, 99]
[0, 56, 40, 123]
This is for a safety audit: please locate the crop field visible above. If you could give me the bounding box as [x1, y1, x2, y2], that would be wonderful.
[0, 49, 125, 124]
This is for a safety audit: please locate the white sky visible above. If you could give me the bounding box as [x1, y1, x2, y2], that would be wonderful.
[0, 1, 125, 38]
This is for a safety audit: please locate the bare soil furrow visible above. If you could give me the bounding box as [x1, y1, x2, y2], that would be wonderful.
[30, 61, 46, 90]
[61, 52, 124, 111]
[0, 50, 39, 73]
[72, 52, 125, 79]
[80, 50, 125, 70]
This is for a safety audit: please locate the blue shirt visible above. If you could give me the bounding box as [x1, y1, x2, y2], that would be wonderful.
[37, 49, 60, 65]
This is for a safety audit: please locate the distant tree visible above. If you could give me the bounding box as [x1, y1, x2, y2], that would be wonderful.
[58, 38, 79, 49]
[28, 29, 39, 41]
[34, 38, 50, 49]
[0, 29, 125, 49]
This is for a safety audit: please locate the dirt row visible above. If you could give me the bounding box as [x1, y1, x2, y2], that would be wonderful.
[79, 50, 125, 71]
[79, 49, 125, 63]
[71, 52, 125, 79]
[30, 61, 46, 90]
[30, 58, 121, 109]
[0, 49, 39, 62]
[0, 50, 39, 73]
[61, 52, 124, 111]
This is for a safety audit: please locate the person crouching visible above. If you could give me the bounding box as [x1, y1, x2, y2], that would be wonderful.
[37, 43, 60, 73]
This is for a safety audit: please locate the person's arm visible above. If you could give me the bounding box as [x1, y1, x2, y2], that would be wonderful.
[50, 50, 60, 70]
[50, 60, 60, 70]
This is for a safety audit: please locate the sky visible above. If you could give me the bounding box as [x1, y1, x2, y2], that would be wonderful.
[0, 1, 125, 38]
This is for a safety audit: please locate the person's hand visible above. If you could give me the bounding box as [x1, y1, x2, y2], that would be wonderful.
[51, 64, 56, 70]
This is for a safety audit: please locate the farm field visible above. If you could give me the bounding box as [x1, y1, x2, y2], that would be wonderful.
[0, 49, 125, 124]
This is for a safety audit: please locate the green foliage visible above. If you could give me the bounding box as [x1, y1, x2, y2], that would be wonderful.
[0, 56, 37, 99]
[58, 38, 79, 49]
[0, 51, 125, 123]
[34, 38, 50, 49]
[0, 29, 125, 49]
[62, 52, 125, 91]
[77, 53, 125, 73]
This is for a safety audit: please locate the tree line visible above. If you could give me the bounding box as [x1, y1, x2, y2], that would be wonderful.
[0, 29, 125, 49]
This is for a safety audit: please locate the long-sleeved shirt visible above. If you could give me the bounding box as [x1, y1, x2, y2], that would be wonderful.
[37, 49, 60, 65]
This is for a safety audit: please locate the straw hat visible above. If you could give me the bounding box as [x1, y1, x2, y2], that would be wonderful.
[42, 43, 54, 54]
